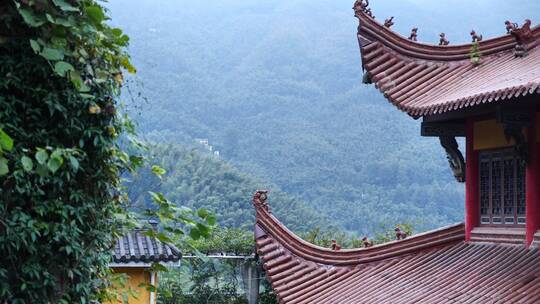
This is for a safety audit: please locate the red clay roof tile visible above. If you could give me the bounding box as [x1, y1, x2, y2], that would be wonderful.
[354, 6, 540, 118]
[253, 191, 540, 303]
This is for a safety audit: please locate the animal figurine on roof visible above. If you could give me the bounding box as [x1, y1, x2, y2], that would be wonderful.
[362, 236, 373, 248]
[331, 240, 341, 251]
[470, 30, 483, 42]
[353, 0, 373, 18]
[409, 27, 418, 41]
[510, 19, 533, 57]
[395, 227, 407, 240]
[505, 20, 518, 34]
[384, 17, 394, 28]
[511, 19, 533, 43]
[439, 33, 450, 46]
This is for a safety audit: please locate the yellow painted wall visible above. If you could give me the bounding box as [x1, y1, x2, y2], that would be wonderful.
[474, 119, 515, 150]
[109, 268, 157, 304]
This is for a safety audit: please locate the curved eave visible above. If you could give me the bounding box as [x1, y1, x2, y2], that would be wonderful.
[253, 194, 465, 266]
[355, 10, 540, 118]
[356, 10, 540, 62]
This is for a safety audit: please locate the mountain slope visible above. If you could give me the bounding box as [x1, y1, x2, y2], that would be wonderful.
[108, 0, 539, 233]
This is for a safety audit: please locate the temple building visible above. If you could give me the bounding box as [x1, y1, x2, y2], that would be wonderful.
[253, 1, 540, 303]
[108, 227, 181, 304]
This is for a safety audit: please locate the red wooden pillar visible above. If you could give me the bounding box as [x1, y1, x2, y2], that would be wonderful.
[465, 117, 479, 241]
[526, 114, 540, 246]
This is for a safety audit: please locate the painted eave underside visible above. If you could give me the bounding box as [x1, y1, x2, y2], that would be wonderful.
[355, 10, 540, 118]
[254, 200, 540, 303]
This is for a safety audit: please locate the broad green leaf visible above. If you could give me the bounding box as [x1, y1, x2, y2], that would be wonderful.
[0, 129, 13, 151]
[69, 156, 79, 172]
[0, 157, 8, 176]
[69, 70, 90, 92]
[148, 191, 166, 204]
[41, 47, 64, 61]
[21, 156, 33, 172]
[17, 8, 45, 27]
[35, 150, 48, 165]
[196, 223, 211, 237]
[52, 0, 79, 12]
[29, 39, 40, 53]
[206, 214, 217, 226]
[54, 61, 74, 77]
[85, 5, 105, 24]
[111, 28, 123, 37]
[189, 228, 201, 240]
[197, 208, 209, 219]
[47, 157, 62, 173]
[120, 57, 136, 73]
[36, 164, 49, 177]
[151, 165, 166, 177]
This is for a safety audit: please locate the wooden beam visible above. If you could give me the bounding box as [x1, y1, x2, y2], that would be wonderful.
[421, 122, 466, 137]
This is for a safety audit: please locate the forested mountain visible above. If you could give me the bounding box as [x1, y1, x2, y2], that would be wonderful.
[127, 144, 335, 232]
[108, 1, 540, 234]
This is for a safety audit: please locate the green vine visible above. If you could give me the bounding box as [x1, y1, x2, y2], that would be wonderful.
[470, 42, 481, 66]
[0, 1, 213, 303]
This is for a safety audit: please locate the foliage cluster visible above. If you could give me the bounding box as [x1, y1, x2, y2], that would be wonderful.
[158, 226, 277, 304]
[127, 143, 335, 232]
[0, 1, 134, 302]
[108, 0, 465, 235]
[0, 1, 214, 303]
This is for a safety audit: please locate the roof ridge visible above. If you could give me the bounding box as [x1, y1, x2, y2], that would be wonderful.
[252, 190, 465, 266]
[354, 3, 540, 62]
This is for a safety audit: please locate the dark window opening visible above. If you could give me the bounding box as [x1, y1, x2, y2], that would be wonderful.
[479, 149, 526, 226]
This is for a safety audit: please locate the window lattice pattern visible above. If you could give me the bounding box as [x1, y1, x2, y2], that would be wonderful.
[479, 149, 526, 226]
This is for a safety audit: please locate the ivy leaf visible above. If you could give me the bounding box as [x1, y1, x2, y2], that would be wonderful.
[47, 157, 62, 173]
[41, 48, 64, 61]
[206, 214, 217, 226]
[69, 156, 79, 172]
[52, 0, 79, 12]
[0, 129, 13, 152]
[69, 70, 90, 92]
[54, 61, 74, 77]
[85, 5, 105, 24]
[189, 228, 201, 240]
[29, 39, 41, 54]
[197, 208, 209, 219]
[35, 150, 48, 165]
[0, 157, 8, 176]
[120, 57, 136, 73]
[151, 165, 166, 178]
[21, 156, 33, 172]
[36, 164, 49, 177]
[17, 7, 45, 27]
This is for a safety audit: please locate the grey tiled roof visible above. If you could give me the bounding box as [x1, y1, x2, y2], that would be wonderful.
[112, 229, 181, 264]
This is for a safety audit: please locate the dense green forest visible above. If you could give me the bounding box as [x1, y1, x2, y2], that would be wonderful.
[127, 144, 335, 232]
[108, 0, 540, 234]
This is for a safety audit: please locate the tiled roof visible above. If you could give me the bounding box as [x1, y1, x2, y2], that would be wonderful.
[252, 191, 540, 304]
[354, 5, 540, 118]
[112, 228, 181, 264]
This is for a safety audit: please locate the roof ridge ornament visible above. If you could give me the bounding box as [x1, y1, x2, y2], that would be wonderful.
[384, 16, 394, 28]
[509, 19, 533, 57]
[353, 0, 374, 18]
[470, 30, 483, 42]
[408, 27, 418, 41]
[253, 190, 270, 213]
[439, 33, 450, 46]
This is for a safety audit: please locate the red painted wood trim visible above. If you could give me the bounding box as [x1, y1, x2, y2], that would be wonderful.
[526, 113, 540, 246]
[465, 117, 479, 241]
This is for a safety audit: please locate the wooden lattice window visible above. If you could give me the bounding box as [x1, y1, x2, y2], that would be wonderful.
[479, 149, 526, 226]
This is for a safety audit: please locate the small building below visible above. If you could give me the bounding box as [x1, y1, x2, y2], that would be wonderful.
[108, 228, 181, 304]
